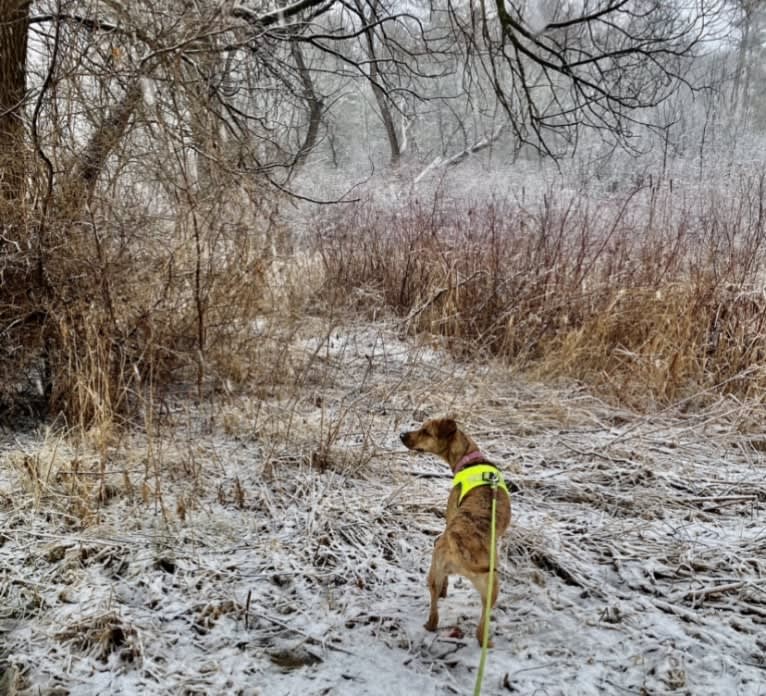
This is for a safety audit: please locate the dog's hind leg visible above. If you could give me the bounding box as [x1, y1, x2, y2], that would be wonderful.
[424, 538, 449, 632]
[470, 570, 500, 647]
[431, 534, 449, 598]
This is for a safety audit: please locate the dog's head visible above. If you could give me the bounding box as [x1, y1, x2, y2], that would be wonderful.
[399, 417, 458, 459]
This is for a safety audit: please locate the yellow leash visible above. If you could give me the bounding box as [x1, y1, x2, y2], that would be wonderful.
[473, 475, 498, 696]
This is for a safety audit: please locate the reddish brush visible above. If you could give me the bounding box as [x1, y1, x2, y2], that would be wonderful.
[316, 182, 766, 408]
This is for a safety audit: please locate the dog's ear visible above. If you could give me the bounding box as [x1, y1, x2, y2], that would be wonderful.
[434, 418, 457, 439]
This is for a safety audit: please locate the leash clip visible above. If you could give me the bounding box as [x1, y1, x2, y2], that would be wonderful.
[481, 471, 499, 488]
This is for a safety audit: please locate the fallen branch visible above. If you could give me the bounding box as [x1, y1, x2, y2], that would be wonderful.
[413, 125, 506, 184]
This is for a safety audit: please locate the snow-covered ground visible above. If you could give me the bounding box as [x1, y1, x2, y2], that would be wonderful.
[2, 323, 766, 695]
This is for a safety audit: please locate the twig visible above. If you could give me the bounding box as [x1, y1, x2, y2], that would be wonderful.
[560, 442, 636, 467]
[396, 271, 487, 328]
[255, 608, 356, 656]
[411, 470, 451, 479]
[683, 581, 746, 604]
[653, 599, 701, 623]
[681, 495, 757, 504]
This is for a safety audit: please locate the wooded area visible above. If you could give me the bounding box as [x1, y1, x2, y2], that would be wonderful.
[0, 0, 764, 424]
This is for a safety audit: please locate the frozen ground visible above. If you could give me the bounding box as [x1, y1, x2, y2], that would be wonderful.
[2, 322, 766, 695]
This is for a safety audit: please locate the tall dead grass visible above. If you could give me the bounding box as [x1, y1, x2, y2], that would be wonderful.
[0, 170, 303, 431]
[316, 177, 766, 408]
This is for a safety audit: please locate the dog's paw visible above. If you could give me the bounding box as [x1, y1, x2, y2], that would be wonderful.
[424, 619, 438, 632]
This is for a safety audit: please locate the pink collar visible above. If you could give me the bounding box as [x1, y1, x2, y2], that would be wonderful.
[454, 450, 486, 475]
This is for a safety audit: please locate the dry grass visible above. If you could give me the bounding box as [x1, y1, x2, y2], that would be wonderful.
[0, 166, 325, 433]
[55, 611, 142, 664]
[316, 179, 766, 408]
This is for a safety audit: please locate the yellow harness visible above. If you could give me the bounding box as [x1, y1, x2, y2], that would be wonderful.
[453, 463, 508, 505]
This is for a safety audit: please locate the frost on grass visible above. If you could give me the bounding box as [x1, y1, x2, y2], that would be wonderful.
[2, 323, 766, 695]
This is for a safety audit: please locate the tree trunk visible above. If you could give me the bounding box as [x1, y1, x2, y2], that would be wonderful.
[185, 33, 222, 194]
[0, 0, 30, 205]
[367, 45, 401, 167]
[355, 0, 401, 167]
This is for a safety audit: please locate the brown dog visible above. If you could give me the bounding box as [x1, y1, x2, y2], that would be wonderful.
[400, 417, 511, 646]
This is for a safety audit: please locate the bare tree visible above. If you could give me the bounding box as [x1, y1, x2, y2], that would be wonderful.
[1, 0, 729, 201]
[443, 0, 726, 156]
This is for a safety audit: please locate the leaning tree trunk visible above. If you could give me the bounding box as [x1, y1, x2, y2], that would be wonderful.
[291, 42, 323, 166]
[0, 0, 30, 206]
[57, 79, 142, 218]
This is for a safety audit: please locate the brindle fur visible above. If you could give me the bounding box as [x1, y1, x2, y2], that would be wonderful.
[399, 417, 511, 646]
